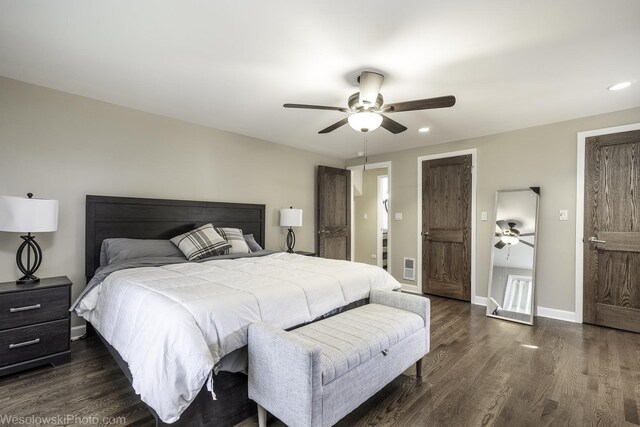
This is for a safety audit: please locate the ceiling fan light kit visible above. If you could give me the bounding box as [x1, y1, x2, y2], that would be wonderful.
[283, 71, 456, 134]
[501, 235, 519, 246]
[348, 111, 383, 132]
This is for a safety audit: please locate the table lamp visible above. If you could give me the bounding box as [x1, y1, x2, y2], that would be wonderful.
[280, 207, 302, 253]
[0, 193, 59, 284]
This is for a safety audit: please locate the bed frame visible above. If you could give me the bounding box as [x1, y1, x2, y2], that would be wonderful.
[85, 195, 266, 427]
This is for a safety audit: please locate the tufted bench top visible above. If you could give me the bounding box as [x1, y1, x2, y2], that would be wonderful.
[291, 303, 425, 384]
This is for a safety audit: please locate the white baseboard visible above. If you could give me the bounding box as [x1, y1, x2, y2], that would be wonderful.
[401, 283, 420, 294]
[71, 324, 86, 341]
[471, 297, 577, 323]
[535, 306, 579, 323]
[473, 296, 488, 306]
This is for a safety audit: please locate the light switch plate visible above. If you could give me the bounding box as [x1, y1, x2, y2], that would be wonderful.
[481, 211, 488, 221]
[363, 213, 368, 220]
[559, 210, 569, 221]
[394, 212, 403, 221]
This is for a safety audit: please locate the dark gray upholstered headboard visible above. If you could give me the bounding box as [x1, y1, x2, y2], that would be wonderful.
[85, 195, 266, 280]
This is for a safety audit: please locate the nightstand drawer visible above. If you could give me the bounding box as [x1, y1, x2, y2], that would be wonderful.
[0, 287, 69, 330]
[0, 319, 70, 367]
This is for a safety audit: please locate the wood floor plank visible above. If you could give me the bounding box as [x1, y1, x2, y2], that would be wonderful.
[1, 296, 640, 427]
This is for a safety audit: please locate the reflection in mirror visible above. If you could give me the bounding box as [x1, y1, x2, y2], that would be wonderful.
[486, 188, 539, 325]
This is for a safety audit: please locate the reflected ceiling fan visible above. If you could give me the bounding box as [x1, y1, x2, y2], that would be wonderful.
[495, 220, 535, 249]
[283, 71, 456, 134]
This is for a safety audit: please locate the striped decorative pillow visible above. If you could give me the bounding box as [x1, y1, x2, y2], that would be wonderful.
[170, 224, 231, 260]
[214, 227, 250, 254]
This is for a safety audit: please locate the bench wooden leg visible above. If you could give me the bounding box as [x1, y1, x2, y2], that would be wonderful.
[416, 358, 423, 378]
[258, 404, 267, 427]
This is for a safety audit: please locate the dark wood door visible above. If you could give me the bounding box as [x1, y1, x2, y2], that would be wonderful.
[584, 129, 640, 333]
[317, 166, 351, 260]
[422, 155, 472, 301]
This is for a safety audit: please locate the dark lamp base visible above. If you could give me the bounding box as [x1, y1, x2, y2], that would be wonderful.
[286, 227, 296, 253]
[17, 276, 40, 285]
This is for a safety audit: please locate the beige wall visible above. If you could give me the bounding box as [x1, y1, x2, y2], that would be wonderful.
[354, 168, 388, 265]
[0, 77, 344, 326]
[347, 107, 640, 313]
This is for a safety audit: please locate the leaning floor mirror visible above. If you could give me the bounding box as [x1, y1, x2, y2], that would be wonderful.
[486, 188, 540, 325]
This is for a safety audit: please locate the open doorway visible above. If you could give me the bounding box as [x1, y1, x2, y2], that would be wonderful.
[348, 162, 391, 271]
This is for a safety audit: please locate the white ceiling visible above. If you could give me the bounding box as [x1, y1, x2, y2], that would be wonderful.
[1, 1, 639, 159]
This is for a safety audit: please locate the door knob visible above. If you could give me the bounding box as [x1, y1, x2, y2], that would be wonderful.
[318, 229, 329, 235]
[588, 236, 606, 244]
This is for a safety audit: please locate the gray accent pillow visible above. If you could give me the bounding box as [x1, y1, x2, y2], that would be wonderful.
[170, 224, 232, 261]
[100, 238, 185, 267]
[243, 234, 263, 252]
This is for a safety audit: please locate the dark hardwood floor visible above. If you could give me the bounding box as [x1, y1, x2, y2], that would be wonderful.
[2, 296, 640, 426]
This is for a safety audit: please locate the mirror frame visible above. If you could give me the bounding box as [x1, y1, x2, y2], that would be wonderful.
[486, 188, 540, 325]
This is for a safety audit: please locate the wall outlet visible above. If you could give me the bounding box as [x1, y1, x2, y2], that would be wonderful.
[481, 211, 488, 221]
[559, 210, 569, 221]
[371, 254, 377, 259]
[394, 212, 403, 221]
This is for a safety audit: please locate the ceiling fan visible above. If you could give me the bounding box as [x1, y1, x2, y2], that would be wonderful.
[494, 220, 535, 249]
[283, 71, 456, 134]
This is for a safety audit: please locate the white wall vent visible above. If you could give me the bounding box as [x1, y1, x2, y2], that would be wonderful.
[403, 257, 415, 281]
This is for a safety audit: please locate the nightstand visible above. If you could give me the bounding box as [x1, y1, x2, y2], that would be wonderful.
[0, 276, 72, 376]
[295, 251, 317, 257]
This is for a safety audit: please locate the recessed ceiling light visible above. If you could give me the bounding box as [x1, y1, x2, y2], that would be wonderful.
[418, 127, 430, 133]
[608, 81, 633, 91]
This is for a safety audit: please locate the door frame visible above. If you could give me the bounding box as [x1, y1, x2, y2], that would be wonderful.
[575, 122, 640, 324]
[417, 149, 478, 303]
[377, 173, 389, 268]
[347, 161, 392, 273]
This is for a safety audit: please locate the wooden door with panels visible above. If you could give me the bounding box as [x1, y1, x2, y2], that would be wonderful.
[422, 155, 472, 301]
[584, 129, 640, 333]
[317, 166, 351, 260]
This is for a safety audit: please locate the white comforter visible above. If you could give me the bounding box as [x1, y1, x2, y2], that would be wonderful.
[75, 252, 401, 423]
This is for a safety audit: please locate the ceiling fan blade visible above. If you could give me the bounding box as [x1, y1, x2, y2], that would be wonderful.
[284, 103, 350, 113]
[519, 233, 535, 237]
[318, 118, 349, 134]
[380, 115, 408, 134]
[358, 71, 384, 107]
[496, 220, 510, 232]
[495, 240, 507, 249]
[520, 240, 534, 248]
[385, 96, 456, 113]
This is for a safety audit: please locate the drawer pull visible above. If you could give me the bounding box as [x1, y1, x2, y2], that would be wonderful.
[9, 304, 42, 313]
[9, 338, 40, 349]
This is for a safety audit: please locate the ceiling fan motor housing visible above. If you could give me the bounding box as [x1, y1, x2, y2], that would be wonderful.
[348, 92, 384, 111]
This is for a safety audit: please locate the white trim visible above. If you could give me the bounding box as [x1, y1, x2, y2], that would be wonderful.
[347, 161, 392, 270]
[400, 283, 420, 294]
[474, 296, 488, 306]
[474, 297, 579, 323]
[535, 307, 579, 323]
[376, 174, 389, 269]
[71, 324, 86, 341]
[575, 122, 640, 324]
[417, 149, 478, 304]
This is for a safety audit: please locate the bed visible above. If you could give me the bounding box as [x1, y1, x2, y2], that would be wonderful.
[78, 195, 401, 426]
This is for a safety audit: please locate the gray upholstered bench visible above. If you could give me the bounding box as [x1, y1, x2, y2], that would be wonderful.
[248, 290, 430, 427]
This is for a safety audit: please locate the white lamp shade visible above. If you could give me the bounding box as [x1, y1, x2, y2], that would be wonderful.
[348, 112, 383, 132]
[0, 196, 58, 233]
[280, 208, 303, 227]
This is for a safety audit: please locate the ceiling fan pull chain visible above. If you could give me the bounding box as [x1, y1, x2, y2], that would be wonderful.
[363, 133, 368, 171]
